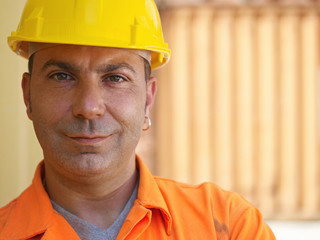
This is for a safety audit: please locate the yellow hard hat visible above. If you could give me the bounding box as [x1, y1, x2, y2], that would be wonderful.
[8, 0, 170, 69]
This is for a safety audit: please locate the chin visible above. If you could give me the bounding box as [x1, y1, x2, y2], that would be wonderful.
[56, 153, 116, 177]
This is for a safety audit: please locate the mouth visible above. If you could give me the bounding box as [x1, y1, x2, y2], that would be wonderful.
[68, 135, 109, 145]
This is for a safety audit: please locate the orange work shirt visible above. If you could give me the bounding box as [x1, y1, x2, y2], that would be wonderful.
[0, 156, 275, 239]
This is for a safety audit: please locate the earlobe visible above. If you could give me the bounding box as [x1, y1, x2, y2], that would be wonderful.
[21, 72, 32, 120]
[145, 77, 157, 116]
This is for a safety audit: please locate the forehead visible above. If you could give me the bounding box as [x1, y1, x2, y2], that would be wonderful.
[31, 45, 146, 72]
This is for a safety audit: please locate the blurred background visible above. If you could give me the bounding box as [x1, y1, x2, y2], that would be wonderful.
[1, 0, 320, 239]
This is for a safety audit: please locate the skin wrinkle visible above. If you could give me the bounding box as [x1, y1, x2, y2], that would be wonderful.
[41, 60, 137, 77]
[27, 53, 151, 114]
[28, 53, 151, 80]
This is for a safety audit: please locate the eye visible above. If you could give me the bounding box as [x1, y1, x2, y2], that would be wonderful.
[105, 75, 126, 83]
[50, 72, 73, 81]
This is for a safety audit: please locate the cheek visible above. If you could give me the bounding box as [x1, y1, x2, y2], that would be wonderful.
[107, 89, 146, 126]
[30, 89, 71, 124]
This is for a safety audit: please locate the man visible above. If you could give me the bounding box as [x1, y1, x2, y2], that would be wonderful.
[0, 0, 275, 239]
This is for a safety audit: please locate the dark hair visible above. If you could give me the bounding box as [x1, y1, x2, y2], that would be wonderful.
[143, 58, 151, 82]
[28, 53, 152, 81]
[28, 54, 34, 75]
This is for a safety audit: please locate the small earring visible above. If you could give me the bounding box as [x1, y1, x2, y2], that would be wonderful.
[143, 116, 151, 131]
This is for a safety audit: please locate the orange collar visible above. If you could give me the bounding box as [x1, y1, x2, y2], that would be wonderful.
[136, 155, 172, 235]
[0, 161, 53, 239]
[0, 155, 172, 239]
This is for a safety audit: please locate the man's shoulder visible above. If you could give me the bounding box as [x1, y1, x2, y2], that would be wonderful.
[0, 198, 19, 231]
[153, 176, 251, 209]
[0, 180, 42, 235]
[154, 176, 238, 195]
[149, 176, 276, 239]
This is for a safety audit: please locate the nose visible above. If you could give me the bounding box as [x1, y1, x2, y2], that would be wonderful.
[72, 81, 105, 119]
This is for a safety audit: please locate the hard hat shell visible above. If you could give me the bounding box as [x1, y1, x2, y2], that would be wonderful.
[8, 0, 170, 69]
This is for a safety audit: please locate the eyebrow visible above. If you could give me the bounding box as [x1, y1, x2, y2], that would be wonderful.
[41, 59, 137, 75]
[96, 63, 136, 75]
[41, 59, 80, 73]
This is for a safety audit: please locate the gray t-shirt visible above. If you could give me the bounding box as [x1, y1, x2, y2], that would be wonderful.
[51, 181, 138, 240]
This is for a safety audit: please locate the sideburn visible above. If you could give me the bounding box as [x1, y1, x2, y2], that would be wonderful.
[28, 54, 34, 113]
[143, 58, 151, 112]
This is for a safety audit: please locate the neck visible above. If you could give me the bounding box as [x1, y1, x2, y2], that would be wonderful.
[44, 160, 138, 229]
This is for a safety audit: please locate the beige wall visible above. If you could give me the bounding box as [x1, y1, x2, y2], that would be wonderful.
[0, 0, 43, 207]
[155, 6, 320, 219]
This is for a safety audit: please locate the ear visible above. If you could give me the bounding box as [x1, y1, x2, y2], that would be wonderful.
[145, 76, 157, 116]
[21, 72, 32, 120]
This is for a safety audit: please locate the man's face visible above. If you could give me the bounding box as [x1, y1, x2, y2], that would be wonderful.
[22, 45, 156, 179]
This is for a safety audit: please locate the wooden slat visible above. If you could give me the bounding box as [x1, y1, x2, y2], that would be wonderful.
[155, 10, 173, 179]
[162, 8, 193, 182]
[300, 10, 319, 217]
[190, 8, 213, 183]
[256, 8, 278, 217]
[233, 8, 255, 201]
[211, 9, 235, 190]
[278, 9, 300, 215]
